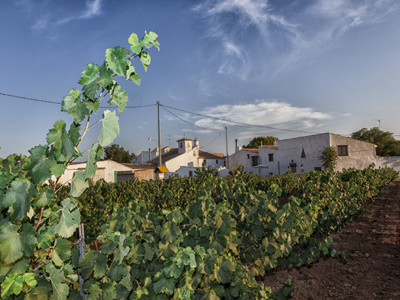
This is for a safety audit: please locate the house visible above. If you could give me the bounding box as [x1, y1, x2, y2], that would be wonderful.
[133, 146, 173, 163]
[229, 133, 397, 175]
[148, 138, 226, 178]
[56, 160, 157, 184]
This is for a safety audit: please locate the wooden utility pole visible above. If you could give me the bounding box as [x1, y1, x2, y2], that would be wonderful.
[225, 126, 229, 169]
[157, 101, 162, 166]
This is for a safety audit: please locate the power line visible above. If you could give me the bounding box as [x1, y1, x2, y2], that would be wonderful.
[0, 91, 156, 109]
[161, 105, 221, 131]
[200, 131, 224, 150]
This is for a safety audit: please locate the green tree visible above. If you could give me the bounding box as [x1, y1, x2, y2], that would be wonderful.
[104, 144, 135, 163]
[351, 127, 400, 156]
[319, 146, 337, 170]
[243, 136, 278, 148]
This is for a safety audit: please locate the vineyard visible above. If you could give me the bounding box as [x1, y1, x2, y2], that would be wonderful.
[0, 30, 398, 299]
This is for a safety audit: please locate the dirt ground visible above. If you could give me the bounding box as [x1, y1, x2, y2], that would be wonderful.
[264, 178, 400, 300]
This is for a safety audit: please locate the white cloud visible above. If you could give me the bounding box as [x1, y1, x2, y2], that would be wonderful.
[193, 100, 332, 133]
[32, 18, 48, 30]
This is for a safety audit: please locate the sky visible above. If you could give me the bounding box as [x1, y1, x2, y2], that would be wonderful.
[1, 0, 400, 158]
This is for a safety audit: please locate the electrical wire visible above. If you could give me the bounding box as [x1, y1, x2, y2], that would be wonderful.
[0, 91, 156, 109]
[200, 131, 224, 150]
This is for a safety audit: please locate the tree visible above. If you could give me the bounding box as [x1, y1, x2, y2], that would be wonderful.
[104, 144, 135, 163]
[243, 136, 278, 148]
[319, 146, 337, 170]
[351, 127, 400, 156]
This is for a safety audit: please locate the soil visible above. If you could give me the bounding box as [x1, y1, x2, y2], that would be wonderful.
[264, 178, 400, 300]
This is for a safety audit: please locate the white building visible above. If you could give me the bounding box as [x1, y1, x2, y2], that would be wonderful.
[229, 133, 400, 175]
[149, 138, 226, 178]
[133, 146, 173, 163]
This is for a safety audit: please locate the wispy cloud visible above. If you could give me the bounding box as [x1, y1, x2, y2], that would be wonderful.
[32, 17, 48, 30]
[80, 0, 103, 19]
[193, 0, 399, 78]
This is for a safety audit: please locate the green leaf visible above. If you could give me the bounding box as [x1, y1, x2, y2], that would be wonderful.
[108, 262, 128, 282]
[98, 110, 119, 147]
[68, 122, 81, 146]
[128, 33, 141, 54]
[146, 31, 160, 51]
[88, 283, 116, 300]
[98, 62, 114, 88]
[50, 163, 66, 178]
[61, 89, 89, 123]
[52, 238, 71, 267]
[34, 188, 54, 207]
[0, 222, 37, 264]
[80, 251, 107, 279]
[139, 51, 151, 72]
[2, 178, 32, 221]
[54, 198, 81, 238]
[108, 84, 127, 114]
[79, 63, 100, 100]
[215, 258, 233, 284]
[1, 273, 24, 298]
[153, 278, 175, 296]
[105, 46, 130, 77]
[47, 120, 75, 161]
[23, 273, 37, 288]
[46, 263, 69, 300]
[37, 229, 55, 249]
[28, 145, 56, 184]
[70, 170, 89, 198]
[85, 143, 102, 179]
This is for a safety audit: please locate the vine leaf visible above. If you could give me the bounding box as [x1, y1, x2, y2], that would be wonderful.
[70, 170, 89, 198]
[108, 84, 127, 114]
[47, 120, 75, 161]
[62, 89, 89, 123]
[85, 142, 103, 179]
[46, 263, 69, 300]
[79, 63, 100, 100]
[80, 251, 108, 279]
[52, 238, 71, 267]
[0, 222, 37, 264]
[28, 145, 56, 184]
[105, 46, 131, 77]
[54, 198, 81, 238]
[23, 272, 38, 288]
[0, 273, 24, 298]
[128, 33, 141, 54]
[1, 178, 32, 221]
[98, 110, 119, 147]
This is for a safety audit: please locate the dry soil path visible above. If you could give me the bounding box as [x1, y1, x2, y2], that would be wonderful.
[264, 178, 400, 299]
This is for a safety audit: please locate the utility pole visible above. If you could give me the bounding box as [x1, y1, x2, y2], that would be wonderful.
[225, 126, 229, 169]
[157, 101, 162, 166]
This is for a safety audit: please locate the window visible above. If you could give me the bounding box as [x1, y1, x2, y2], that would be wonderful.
[247, 154, 250, 159]
[216, 159, 218, 164]
[268, 153, 274, 162]
[314, 167, 322, 171]
[251, 156, 259, 166]
[189, 171, 193, 177]
[301, 148, 306, 158]
[337, 145, 348, 156]
[179, 142, 183, 148]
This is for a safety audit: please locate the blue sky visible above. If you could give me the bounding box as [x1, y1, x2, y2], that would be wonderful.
[1, 0, 400, 157]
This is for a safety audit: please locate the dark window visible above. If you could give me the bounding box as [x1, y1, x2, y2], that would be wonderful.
[189, 171, 193, 177]
[268, 153, 274, 161]
[337, 145, 348, 156]
[314, 167, 322, 171]
[247, 154, 250, 159]
[251, 156, 259, 166]
[216, 160, 218, 164]
[179, 142, 183, 148]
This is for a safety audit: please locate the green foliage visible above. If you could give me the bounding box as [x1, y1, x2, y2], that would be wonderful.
[243, 136, 278, 149]
[351, 127, 400, 156]
[0, 30, 159, 299]
[103, 144, 135, 163]
[319, 146, 337, 170]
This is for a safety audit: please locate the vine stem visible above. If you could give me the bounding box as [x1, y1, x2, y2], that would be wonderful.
[35, 207, 45, 230]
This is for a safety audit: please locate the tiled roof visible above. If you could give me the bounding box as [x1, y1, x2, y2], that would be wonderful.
[242, 148, 259, 153]
[122, 163, 154, 170]
[177, 138, 193, 142]
[199, 151, 225, 159]
[260, 145, 279, 149]
[149, 148, 180, 164]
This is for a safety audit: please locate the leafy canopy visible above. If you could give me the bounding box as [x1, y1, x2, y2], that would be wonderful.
[103, 144, 136, 163]
[243, 136, 278, 149]
[351, 127, 400, 156]
[319, 146, 337, 170]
